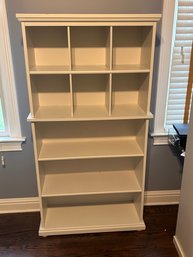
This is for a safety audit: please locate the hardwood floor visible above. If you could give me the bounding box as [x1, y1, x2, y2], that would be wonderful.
[0, 206, 178, 257]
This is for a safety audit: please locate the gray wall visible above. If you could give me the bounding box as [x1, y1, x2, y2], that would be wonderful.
[0, 0, 182, 198]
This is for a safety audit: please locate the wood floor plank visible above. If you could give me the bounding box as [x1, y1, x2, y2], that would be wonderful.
[0, 206, 179, 257]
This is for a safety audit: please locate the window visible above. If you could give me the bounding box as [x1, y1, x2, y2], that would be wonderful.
[0, 72, 6, 134]
[153, 0, 193, 144]
[165, 0, 193, 127]
[0, 0, 25, 151]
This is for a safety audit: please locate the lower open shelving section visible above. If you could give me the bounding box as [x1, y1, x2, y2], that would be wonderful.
[39, 202, 145, 236]
[33, 119, 147, 236]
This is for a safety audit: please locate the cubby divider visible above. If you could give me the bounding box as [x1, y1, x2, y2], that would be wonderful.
[108, 73, 112, 115]
[69, 74, 74, 117]
[110, 26, 113, 70]
[67, 26, 72, 71]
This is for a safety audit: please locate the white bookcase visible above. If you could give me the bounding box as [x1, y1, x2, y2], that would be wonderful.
[17, 14, 161, 236]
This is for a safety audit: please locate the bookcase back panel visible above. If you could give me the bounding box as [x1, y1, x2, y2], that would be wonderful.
[36, 120, 146, 139]
[31, 75, 71, 107]
[112, 73, 149, 112]
[41, 157, 142, 174]
[44, 193, 140, 206]
[73, 74, 109, 106]
[40, 157, 144, 193]
[70, 26, 110, 68]
[26, 27, 69, 67]
[112, 26, 153, 68]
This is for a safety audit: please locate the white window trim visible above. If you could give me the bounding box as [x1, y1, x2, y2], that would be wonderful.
[151, 0, 178, 145]
[0, 0, 25, 151]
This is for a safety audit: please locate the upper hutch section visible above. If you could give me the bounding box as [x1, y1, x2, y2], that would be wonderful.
[17, 14, 161, 121]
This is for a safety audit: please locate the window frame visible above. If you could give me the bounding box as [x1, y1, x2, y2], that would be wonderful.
[152, 0, 178, 145]
[0, 0, 25, 151]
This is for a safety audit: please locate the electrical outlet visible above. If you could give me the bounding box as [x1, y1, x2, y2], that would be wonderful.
[1, 155, 5, 168]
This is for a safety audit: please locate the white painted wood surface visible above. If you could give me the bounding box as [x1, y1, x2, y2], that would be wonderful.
[18, 14, 160, 236]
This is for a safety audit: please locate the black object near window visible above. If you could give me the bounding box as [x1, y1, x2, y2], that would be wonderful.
[168, 123, 189, 165]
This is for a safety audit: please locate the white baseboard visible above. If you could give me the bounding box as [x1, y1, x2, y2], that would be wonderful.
[144, 190, 180, 206]
[173, 236, 186, 257]
[0, 190, 180, 214]
[0, 197, 39, 214]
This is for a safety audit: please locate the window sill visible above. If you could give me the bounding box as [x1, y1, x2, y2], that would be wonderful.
[150, 133, 169, 146]
[0, 137, 26, 151]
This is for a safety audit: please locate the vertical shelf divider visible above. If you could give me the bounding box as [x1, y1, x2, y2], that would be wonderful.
[67, 26, 72, 71]
[69, 74, 74, 117]
[67, 26, 74, 117]
[109, 74, 112, 116]
[107, 27, 113, 116]
[110, 26, 113, 71]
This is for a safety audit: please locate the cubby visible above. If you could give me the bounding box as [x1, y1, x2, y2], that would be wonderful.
[30, 75, 72, 119]
[72, 74, 110, 117]
[112, 26, 153, 71]
[70, 26, 111, 71]
[17, 13, 161, 236]
[111, 73, 150, 117]
[25, 27, 70, 72]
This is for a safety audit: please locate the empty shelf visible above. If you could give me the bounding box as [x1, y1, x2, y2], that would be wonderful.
[111, 105, 147, 119]
[71, 65, 110, 73]
[34, 106, 72, 121]
[73, 105, 109, 119]
[38, 138, 144, 161]
[112, 64, 150, 73]
[29, 65, 70, 74]
[42, 170, 141, 197]
[40, 203, 145, 236]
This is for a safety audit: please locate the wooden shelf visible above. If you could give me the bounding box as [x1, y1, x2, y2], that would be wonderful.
[71, 65, 110, 72]
[35, 106, 72, 120]
[111, 105, 146, 118]
[29, 65, 70, 74]
[73, 105, 109, 119]
[29, 65, 150, 74]
[112, 64, 150, 73]
[28, 111, 153, 122]
[40, 203, 145, 236]
[42, 170, 141, 197]
[29, 67, 150, 73]
[38, 138, 144, 161]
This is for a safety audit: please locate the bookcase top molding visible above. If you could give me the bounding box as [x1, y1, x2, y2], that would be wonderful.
[16, 13, 161, 22]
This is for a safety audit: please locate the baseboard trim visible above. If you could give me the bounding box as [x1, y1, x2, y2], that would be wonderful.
[0, 197, 40, 214]
[0, 190, 180, 214]
[173, 236, 186, 257]
[144, 190, 180, 206]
